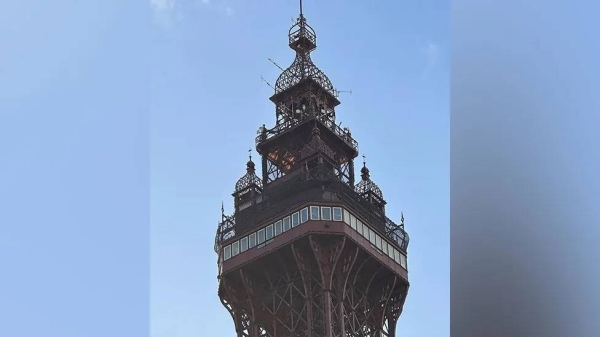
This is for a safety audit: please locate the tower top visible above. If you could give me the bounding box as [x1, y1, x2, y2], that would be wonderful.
[271, 0, 337, 102]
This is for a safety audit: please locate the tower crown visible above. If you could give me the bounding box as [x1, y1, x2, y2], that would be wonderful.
[272, 3, 338, 110]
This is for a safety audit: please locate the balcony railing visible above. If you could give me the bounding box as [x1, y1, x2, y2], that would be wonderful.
[256, 115, 359, 153]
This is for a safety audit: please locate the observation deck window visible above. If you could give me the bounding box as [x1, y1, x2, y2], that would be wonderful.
[401, 254, 407, 269]
[332, 207, 343, 221]
[321, 207, 332, 221]
[232, 241, 240, 256]
[301, 208, 309, 223]
[266, 224, 274, 240]
[275, 220, 283, 236]
[292, 212, 300, 227]
[258, 229, 265, 244]
[224, 245, 231, 260]
[343, 209, 351, 225]
[283, 216, 291, 231]
[369, 229, 376, 245]
[240, 237, 248, 252]
[310, 206, 320, 220]
[249, 233, 257, 249]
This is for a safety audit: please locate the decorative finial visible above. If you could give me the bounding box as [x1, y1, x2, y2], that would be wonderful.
[401, 212, 405, 224]
[221, 201, 225, 214]
[299, 0, 303, 17]
[360, 155, 370, 180]
[246, 149, 256, 173]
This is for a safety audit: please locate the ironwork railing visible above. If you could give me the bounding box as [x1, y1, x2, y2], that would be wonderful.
[288, 23, 316, 48]
[255, 115, 359, 153]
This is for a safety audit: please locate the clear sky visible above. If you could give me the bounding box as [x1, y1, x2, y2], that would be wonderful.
[0, 0, 447, 336]
[150, 1, 448, 336]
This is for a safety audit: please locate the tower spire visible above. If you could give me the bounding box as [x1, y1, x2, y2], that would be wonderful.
[299, 0, 303, 17]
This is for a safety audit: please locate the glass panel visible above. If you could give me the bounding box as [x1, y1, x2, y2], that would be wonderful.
[258, 229, 265, 244]
[224, 245, 231, 260]
[382, 240, 388, 256]
[393, 249, 400, 264]
[362, 223, 369, 237]
[350, 215, 357, 230]
[232, 241, 240, 256]
[275, 221, 283, 236]
[376, 235, 382, 250]
[401, 254, 407, 269]
[300, 208, 309, 223]
[369, 229, 376, 244]
[357, 220, 363, 234]
[343, 209, 351, 224]
[321, 207, 332, 221]
[249, 233, 256, 248]
[310, 206, 320, 220]
[333, 207, 343, 221]
[266, 225, 274, 240]
[283, 217, 291, 231]
[292, 212, 300, 227]
[240, 237, 248, 252]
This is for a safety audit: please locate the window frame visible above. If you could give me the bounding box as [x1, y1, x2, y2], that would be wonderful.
[321, 206, 332, 221]
[333, 207, 343, 221]
[310, 206, 320, 220]
[223, 245, 232, 260]
[300, 208, 309, 223]
[240, 237, 248, 252]
[292, 212, 300, 227]
[248, 233, 257, 248]
[343, 209, 351, 224]
[275, 220, 283, 236]
[369, 229, 376, 244]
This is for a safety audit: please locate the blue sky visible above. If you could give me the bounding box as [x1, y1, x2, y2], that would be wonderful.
[0, 0, 447, 336]
[150, 1, 448, 336]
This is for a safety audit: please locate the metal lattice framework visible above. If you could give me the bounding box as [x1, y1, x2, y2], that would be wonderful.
[236, 160, 263, 193]
[214, 205, 236, 254]
[275, 15, 336, 98]
[216, 3, 410, 336]
[299, 126, 336, 161]
[218, 235, 408, 337]
[355, 164, 386, 210]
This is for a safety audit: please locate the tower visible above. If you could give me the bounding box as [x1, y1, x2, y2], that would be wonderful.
[214, 3, 410, 336]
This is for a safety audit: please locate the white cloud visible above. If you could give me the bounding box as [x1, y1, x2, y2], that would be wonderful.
[420, 40, 441, 79]
[150, 0, 177, 28]
[423, 41, 440, 65]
